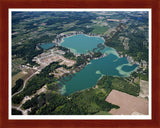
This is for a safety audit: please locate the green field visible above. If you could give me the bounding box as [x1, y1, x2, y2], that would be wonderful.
[97, 75, 140, 97]
[95, 111, 112, 115]
[91, 26, 109, 34]
[12, 71, 27, 87]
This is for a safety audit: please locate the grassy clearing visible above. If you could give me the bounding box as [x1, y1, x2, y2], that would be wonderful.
[12, 71, 27, 87]
[12, 58, 26, 76]
[91, 25, 109, 34]
[111, 77, 140, 96]
[97, 75, 140, 96]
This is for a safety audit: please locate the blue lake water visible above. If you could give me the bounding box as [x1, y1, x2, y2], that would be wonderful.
[61, 34, 105, 54]
[40, 43, 54, 50]
[60, 34, 138, 95]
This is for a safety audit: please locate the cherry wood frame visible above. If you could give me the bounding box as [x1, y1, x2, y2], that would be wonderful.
[0, 0, 160, 128]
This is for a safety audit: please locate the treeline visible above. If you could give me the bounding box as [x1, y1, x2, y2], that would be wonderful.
[97, 75, 140, 96]
[12, 79, 24, 95]
[21, 87, 119, 115]
[64, 51, 76, 60]
[74, 51, 103, 67]
[57, 46, 76, 60]
[57, 46, 69, 51]
[75, 55, 87, 66]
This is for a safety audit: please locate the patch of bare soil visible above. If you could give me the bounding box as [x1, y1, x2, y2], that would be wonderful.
[105, 90, 148, 115]
[139, 80, 149, 99]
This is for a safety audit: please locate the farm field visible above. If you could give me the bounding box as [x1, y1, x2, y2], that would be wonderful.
[105, 90, 148, 115]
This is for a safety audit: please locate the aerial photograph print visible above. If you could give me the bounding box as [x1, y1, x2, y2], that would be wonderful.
[9, 9, 151, 119]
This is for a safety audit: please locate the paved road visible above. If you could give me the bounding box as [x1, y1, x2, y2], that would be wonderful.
[12, 66, 45, 98]
[12, 105, 26, 115]
[12, 70, 37, 97]
[11, 65, 46, 115]
[12, 84, 47, 115]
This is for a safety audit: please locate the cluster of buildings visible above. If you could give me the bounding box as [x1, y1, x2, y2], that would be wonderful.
[32, 48, 76, 68]
[119, 52, 148, 73]
[123, 54, 148, 71]
[50, 67, 71, 78]
[119, 36, 130, 50]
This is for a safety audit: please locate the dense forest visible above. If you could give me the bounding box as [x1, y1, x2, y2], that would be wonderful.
[19, 88, 119, 115]
[12, 108, 22, 115]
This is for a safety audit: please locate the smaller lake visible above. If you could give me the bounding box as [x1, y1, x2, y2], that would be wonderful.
[40, 43, 55, 50]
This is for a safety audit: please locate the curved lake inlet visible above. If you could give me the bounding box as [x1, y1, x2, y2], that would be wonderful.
[60, 34, 138, 95]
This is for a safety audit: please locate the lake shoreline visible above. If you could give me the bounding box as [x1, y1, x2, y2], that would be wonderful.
[56, 34, 138, 95]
